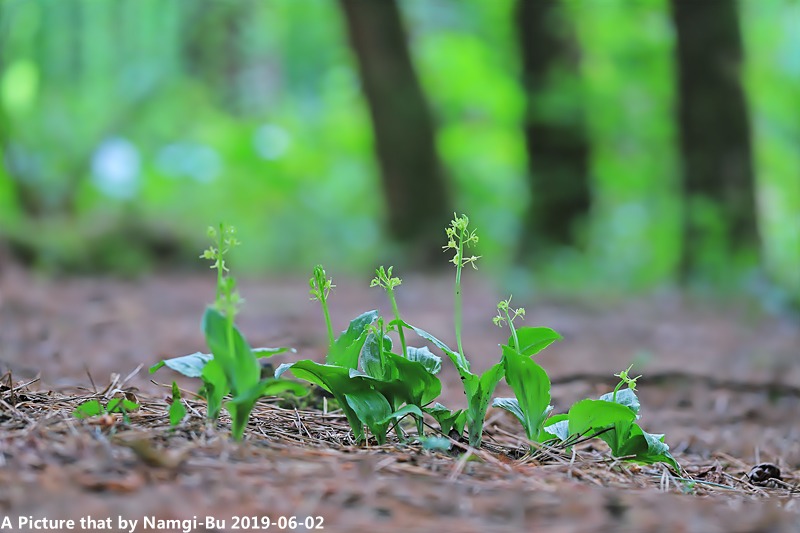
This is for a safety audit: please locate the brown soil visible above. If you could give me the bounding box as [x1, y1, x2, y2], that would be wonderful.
[0, 265, 798, 532]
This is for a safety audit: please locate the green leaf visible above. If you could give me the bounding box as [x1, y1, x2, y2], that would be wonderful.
[599, 387, 640, 415]
[344, 389, 393, 444]
[405, 346, 442, 375]
[327, 310, 379, 368]
[253, 346, 295, 358]
[201, 358, 228, 421]
[425, 403, 466, 437]
[540, 414, 570, 442]
[149, 352, 213, 378]
[203, 307, 260, 394]
[637, 427, 679, 470]
[376, 404, 423, 424]
[73, 400, 103, 419]
[492, 397, 524, 425]
[149, 348, 292, 379]
[260, 379, 308, 397]
[278, 360, 374, 442]
[464, 362, 504, 448]
[169, 381, 186, 426]
[376, 351, 442, 407]
[501, 345, 552, 443]
[107, 398, 139, 414]
[225, 376, 305, 441]
[605, 423, 679, 470]
[405, 323, 470, 374]
[360, 332, 392, 380]
[567, 399, 636, 438]
[513, 327, 562, 357]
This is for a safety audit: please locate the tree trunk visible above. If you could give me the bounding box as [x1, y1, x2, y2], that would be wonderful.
[338, 0, 450, 256]
[670, 0, 757, 278]
[515, 0, 590, 257]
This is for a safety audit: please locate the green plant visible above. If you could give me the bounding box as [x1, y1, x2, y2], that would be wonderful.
[541, 366, 679, 469]
[151, 223, 306, 440]
[399, 214, 502, 448]
[169, 381, 187, 427]
[73, 397, 139, 422]
[150, 218, 680, 471]
[492, 297, 562, 451]
[276, 266, 442, 444]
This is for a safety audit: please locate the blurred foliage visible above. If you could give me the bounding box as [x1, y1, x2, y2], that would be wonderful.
[0, 0, 797, 304]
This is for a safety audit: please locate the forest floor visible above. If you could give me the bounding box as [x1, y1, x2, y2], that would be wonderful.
[0, 265, 798, 532]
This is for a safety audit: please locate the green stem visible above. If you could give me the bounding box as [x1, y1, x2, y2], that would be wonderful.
[388, 289, 408, 357]
[215, 224, 225, 304]
[454, 231, 465, 360]
[320, 293, 334, 348]
[612, 380, 623, 403]
[506, 308, 519, 352]
[226, 306, 236, 390]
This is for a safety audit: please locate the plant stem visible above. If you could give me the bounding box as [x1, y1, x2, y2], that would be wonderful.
[388, 289, 408, 357]
[454, 228, 465, 360]
[505, 307, 519, 352]
[320, 294, 335, 348]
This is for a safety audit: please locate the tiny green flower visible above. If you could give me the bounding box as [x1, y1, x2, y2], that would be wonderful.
[614, 364, 642, 392]
[494, 296, 525, 327]
[309, 265, 335, 302]
[370, 265, 402, 291]
[443, 214, 481, 269]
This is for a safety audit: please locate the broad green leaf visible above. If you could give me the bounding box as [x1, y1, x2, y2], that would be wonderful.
[279, 360, 374, 442]
[201, 358, 228, 421]
[611, 424, 679, 470]
[253, 346, 295, 358]
[73, 400, 103, 419]
[149, 352, 213, 377]
[599, 387, 640, 415]
[425, 403, 466, 437]
[405, 322, 470, 373]
[492, 397, 524, 425]
[327, 310, 379, 368]
[203, 307, 259, 394]
[465, 362, 504, 447]
[405, 346, 442, 375]
[225, 377, 306, 441]
[501, 344, 552, 443]
[260, 379, 308, 397]
[344, 389, 393, 444]
[540, 414, 570, 442]
[149, 348, 294, 379]
[376, 404, 423, 424]
[512, 327, 562, 357]
[638, 427, 679, 470]
[360, 332, 392, 380]
[567, 399, 637, 437]
[378, 351, 442, 407]
[107, 398, 139, 413]
[169, 381, 186, 426]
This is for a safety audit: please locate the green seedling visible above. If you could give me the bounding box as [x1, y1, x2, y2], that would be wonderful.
[492, 297, 562, 451]
[73, 398, 139, 423]
[169, 381, 187, 427]
[151, 223, 306, 440]
[541, 367, 679, 470]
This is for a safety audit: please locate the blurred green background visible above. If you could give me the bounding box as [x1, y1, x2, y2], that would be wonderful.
[0, 0, 797, 306]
